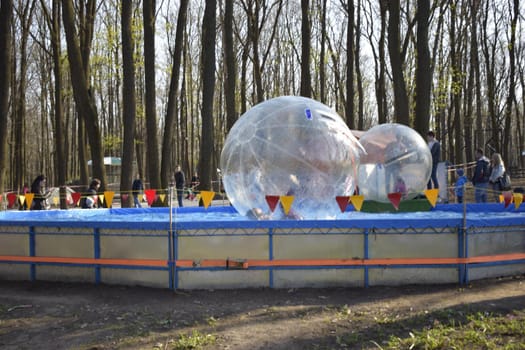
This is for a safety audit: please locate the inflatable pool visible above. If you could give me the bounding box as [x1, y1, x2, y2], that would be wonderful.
[0, 204, 524, 289]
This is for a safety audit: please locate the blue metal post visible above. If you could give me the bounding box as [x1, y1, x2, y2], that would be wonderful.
[29, 226, 35, 281]
[269, 227, 274, 288]
[94, 228, 101, 284]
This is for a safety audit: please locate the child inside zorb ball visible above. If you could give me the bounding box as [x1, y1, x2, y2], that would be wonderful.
[357, 123, 432, 203]
[220, 96, 363, 219]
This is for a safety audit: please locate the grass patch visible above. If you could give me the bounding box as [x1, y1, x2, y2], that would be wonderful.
[387, 310, 525, 349]
[170, 330, 216, 350]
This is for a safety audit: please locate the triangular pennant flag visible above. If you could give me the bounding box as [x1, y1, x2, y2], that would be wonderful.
[103, 191, 114, 208]
[200, 190, 215, 209]
[121, 194, 129, 205]
[280, 195, 294, 215]
[7, 192, 18, 208]
[25, 193, 34, 209]
[144, 189, 156, 206]
[350, 195, 365, 212]
[502, 191, 513, 208]
[98, 194, 104, 205]
[159, 194, 166, 204]
[72, 192, 81, 206]
[424, 189, 439, 207]
[388, 192, 402, 210]
[265, 195, 280, 212]
[335, 196, 351, 213]
[53, 196, 59, 206]
[0, 194, 2, 203]
[499, 194, 504, 203]
[138, 194, 144, 202]
[513, 193, 523, 209]
[19, 195, 26, 206]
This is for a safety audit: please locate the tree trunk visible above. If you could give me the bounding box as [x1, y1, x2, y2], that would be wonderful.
[223, 0, 237, 132]
[502, 0, 518, 165]
[345, 0, 355, 129]
[0, 0, 13, 194]
[414, 0, 430, 137]
[143, 0, 161, 192]
[387, 0, 409, 125]
[198, 0, 216, 192]
[62, 0, 106, 189]
[161, 0, 188, 188]
[300, 0, 311, 98]
[120, 0, 136, 208]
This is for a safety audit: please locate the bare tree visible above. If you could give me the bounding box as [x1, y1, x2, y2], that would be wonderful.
[0, 0, 13, 194]
[386, 0, 409, 125]
[143, 0, 161, 193]
[414, 0, 430, 137]
[300, 0, 311, 97]
[120, 0, 136, 207]
[161, 0, 189, 188]
[198, 0, 216, 191]
[223, 0, 237, 132]
[62, 0, 107, 189]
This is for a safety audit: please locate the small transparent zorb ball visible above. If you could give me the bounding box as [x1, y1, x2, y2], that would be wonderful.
[220, 96, 362, 219]
[358, 123, 432, 203]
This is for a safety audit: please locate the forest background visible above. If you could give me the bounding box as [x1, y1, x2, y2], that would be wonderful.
[0, 0, 523, 208]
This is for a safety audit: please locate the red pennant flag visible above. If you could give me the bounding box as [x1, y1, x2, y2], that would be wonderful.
[144, 189, 156, 206]
[336, 196, 350, 213]
[7, 193, 17, 208]
[387, 192, 402, 211]
[72, 192, 82, 206]
[503, 191, 513, 208]
[121, 194, 129, 204]
[265, 195, 280, 212]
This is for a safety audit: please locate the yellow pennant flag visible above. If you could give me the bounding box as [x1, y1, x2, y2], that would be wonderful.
[350, 195, 365, 212]
[19, 195, 26, 206]
[104, 191, 114, 208]
[98, 194, 105, 205]
[159, 194, 166, 204]
[53, 196, 59, 206]
[138, 194, 144, 202]
[280, 195, 294, 215]
[424, 189, 439, 207]
[200, 190, 215, 209]
[25, 193, 34, 209]
[514, 193, 523, 209]
[499, 194, 504, 203]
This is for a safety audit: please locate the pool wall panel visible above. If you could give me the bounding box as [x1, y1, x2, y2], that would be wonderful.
[178, 270, 268, 289]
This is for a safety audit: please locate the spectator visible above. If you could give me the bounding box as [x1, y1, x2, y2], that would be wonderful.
[81, 178, 101, 209]
[174, 165, 185, 207]
[454, 168, 468, 203]
[427, 131, 440, 189]
[471, 148, 490, 203]
[30, 175, 50, 210]
[132, 174, 144, 208]
[488, 153, 505, 201]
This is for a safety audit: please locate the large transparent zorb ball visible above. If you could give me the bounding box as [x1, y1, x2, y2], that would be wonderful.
[358, 123, 431, 202]
[220, 96, 362, 219]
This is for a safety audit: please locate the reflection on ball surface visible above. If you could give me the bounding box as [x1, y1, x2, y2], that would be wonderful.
[220, 96, 362, 219]
[358, 123, 432, 203]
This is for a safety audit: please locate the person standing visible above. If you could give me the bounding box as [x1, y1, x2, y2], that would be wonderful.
[454, 168, 468, 203]
[30, 175, 50, 210]
[131, 174, 144, 208]
[81, 178, 101, 209]
[427, 131, 440, 189]
[488, 153, 506, 201]
[471, 148, 490, 203]
[174, 165, 185, 207]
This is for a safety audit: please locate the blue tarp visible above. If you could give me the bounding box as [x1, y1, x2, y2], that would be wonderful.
[0, 203, 523, 230]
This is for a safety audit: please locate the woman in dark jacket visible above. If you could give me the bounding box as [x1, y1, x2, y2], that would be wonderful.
[30, 175, 50, 210]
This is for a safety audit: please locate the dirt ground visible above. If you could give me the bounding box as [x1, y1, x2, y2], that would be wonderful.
[0, 275, 524, 350]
